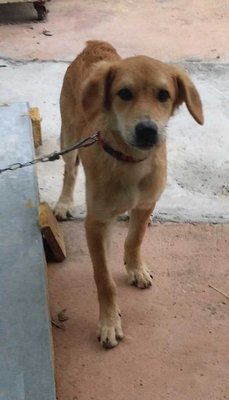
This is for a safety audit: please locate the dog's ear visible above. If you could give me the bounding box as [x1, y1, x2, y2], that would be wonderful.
[81, 61, 117, 120]
[172, 67, 204, 125]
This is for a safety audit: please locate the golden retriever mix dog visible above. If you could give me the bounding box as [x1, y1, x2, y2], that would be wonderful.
[55, 40, 204, 349]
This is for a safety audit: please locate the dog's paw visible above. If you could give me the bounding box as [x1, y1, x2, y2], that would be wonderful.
[54, 201, 75, 221]
[97, 314, 123, 349]
[127, 267, 153, 289]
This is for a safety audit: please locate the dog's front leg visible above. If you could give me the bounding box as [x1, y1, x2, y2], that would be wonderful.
[85, 215, 123, 349]
[124, 208, 154, 289]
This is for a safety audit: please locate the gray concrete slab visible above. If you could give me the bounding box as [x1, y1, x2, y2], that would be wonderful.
[0, 60, 228, 222]
[0, 103, 56, 400]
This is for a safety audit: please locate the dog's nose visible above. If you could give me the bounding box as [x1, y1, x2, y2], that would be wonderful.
[135, 120, 158, 148]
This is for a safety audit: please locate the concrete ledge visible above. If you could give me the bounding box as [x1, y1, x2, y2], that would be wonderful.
[0, 103, 56, 400]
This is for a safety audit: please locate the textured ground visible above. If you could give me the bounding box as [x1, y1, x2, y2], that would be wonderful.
[49, 221, 229, 400]
[0, 0, 229, 62]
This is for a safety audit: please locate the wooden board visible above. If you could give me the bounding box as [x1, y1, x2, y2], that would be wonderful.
[30, 107, 42, 147]
[39, 202, 66, 262]
[0, 0, 46, 3]
[0, 0, 34, 3]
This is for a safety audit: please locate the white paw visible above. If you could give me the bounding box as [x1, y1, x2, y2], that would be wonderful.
[97, 314, 123, 349]
[127, 267, 153, 289]
[54, 201, 75, 220]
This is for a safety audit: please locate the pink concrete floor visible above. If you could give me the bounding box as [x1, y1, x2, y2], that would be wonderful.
[49, 221, 229, 400]
[0, 0, 229, 61]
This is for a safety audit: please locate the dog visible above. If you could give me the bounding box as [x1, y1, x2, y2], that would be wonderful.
[54, 40, 204, 348]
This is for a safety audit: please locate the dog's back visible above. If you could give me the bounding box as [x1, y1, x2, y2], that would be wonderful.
[61, 41, 120, 103]
[80, 40, 120, 66]
[60, 41, 121, 131]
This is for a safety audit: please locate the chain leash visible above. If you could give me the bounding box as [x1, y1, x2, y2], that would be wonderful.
[0, 133, 99, 175]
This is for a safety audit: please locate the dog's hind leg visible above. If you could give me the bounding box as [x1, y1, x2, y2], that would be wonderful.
[124, 207, 154, 289]
[54, 125, 79, 220]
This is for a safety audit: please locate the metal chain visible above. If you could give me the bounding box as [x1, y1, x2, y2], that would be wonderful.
[0, 133, 99, 175]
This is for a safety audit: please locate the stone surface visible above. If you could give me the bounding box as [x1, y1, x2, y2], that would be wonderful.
[0, 0, 228, 62]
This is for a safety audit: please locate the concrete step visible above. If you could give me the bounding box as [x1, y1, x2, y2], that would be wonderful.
[0, 103, 56, 400]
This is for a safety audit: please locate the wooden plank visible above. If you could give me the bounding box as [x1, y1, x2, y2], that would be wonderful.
[38, 202, 66, 262]
[0, 0, 34, 3]
[0, 0, 47, 3]
[0, 103, 56, 400]
[29, 107, 42, 148]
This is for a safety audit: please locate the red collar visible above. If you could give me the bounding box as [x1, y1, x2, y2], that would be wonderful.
[96, 132, 145, 163]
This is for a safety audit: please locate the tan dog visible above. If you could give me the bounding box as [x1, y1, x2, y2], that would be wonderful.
[55, 40, 204, 348]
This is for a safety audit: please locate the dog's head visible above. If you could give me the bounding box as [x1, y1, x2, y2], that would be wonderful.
[82, 56, 204, 150]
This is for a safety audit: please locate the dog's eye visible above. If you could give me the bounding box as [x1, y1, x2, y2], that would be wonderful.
[157, 89, 170, 103]
[118, 88, 133, 101]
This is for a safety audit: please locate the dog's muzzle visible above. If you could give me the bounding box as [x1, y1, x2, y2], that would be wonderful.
[134, 120, 158, 149]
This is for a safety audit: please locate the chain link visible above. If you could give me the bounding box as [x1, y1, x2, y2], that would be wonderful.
[0, 133, 99, 175]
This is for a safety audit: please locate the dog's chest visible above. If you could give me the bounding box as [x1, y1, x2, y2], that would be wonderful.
[85, 153, 166, 218]
[100, 166, 154, 213]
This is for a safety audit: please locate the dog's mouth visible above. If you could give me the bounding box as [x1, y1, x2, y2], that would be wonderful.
[130, 136, 160, 150]
[132, 141, 157, 150]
